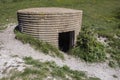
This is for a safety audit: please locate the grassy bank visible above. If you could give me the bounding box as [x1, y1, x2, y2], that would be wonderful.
[0, 57, 100, 80]
[15, 30, 64, 59]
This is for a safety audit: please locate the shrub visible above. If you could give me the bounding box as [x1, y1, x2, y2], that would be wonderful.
[70, 26, 106, 62]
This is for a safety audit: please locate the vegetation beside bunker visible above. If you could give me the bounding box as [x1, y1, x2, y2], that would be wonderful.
[70, 25, 120, 67]
[0, 57, 100, 80]
[70, 26, 106, 62]
[14, 30, 64, 59]
[107, 8, 120, 67]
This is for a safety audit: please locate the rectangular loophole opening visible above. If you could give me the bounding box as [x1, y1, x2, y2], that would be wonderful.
[59, 31, 75, 52]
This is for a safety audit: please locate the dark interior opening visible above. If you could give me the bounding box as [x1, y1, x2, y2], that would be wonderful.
[59, 31, 75, 52]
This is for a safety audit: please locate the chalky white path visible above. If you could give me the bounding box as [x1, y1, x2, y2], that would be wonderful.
[0, 54, 25, 78]
[0, 24, 120, 80]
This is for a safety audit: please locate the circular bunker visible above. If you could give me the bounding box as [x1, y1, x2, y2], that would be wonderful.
[17, 7, 82, 52]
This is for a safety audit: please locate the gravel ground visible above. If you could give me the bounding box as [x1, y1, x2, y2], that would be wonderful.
[0, 23, 120, 80]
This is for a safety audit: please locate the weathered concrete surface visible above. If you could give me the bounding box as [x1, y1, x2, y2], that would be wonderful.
[17, 7, 82, 47]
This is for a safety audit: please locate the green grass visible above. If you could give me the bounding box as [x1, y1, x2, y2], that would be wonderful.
[0, 57, 100, 80]
[0, 0, 120, 65]
[15, 30, 64, 59]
